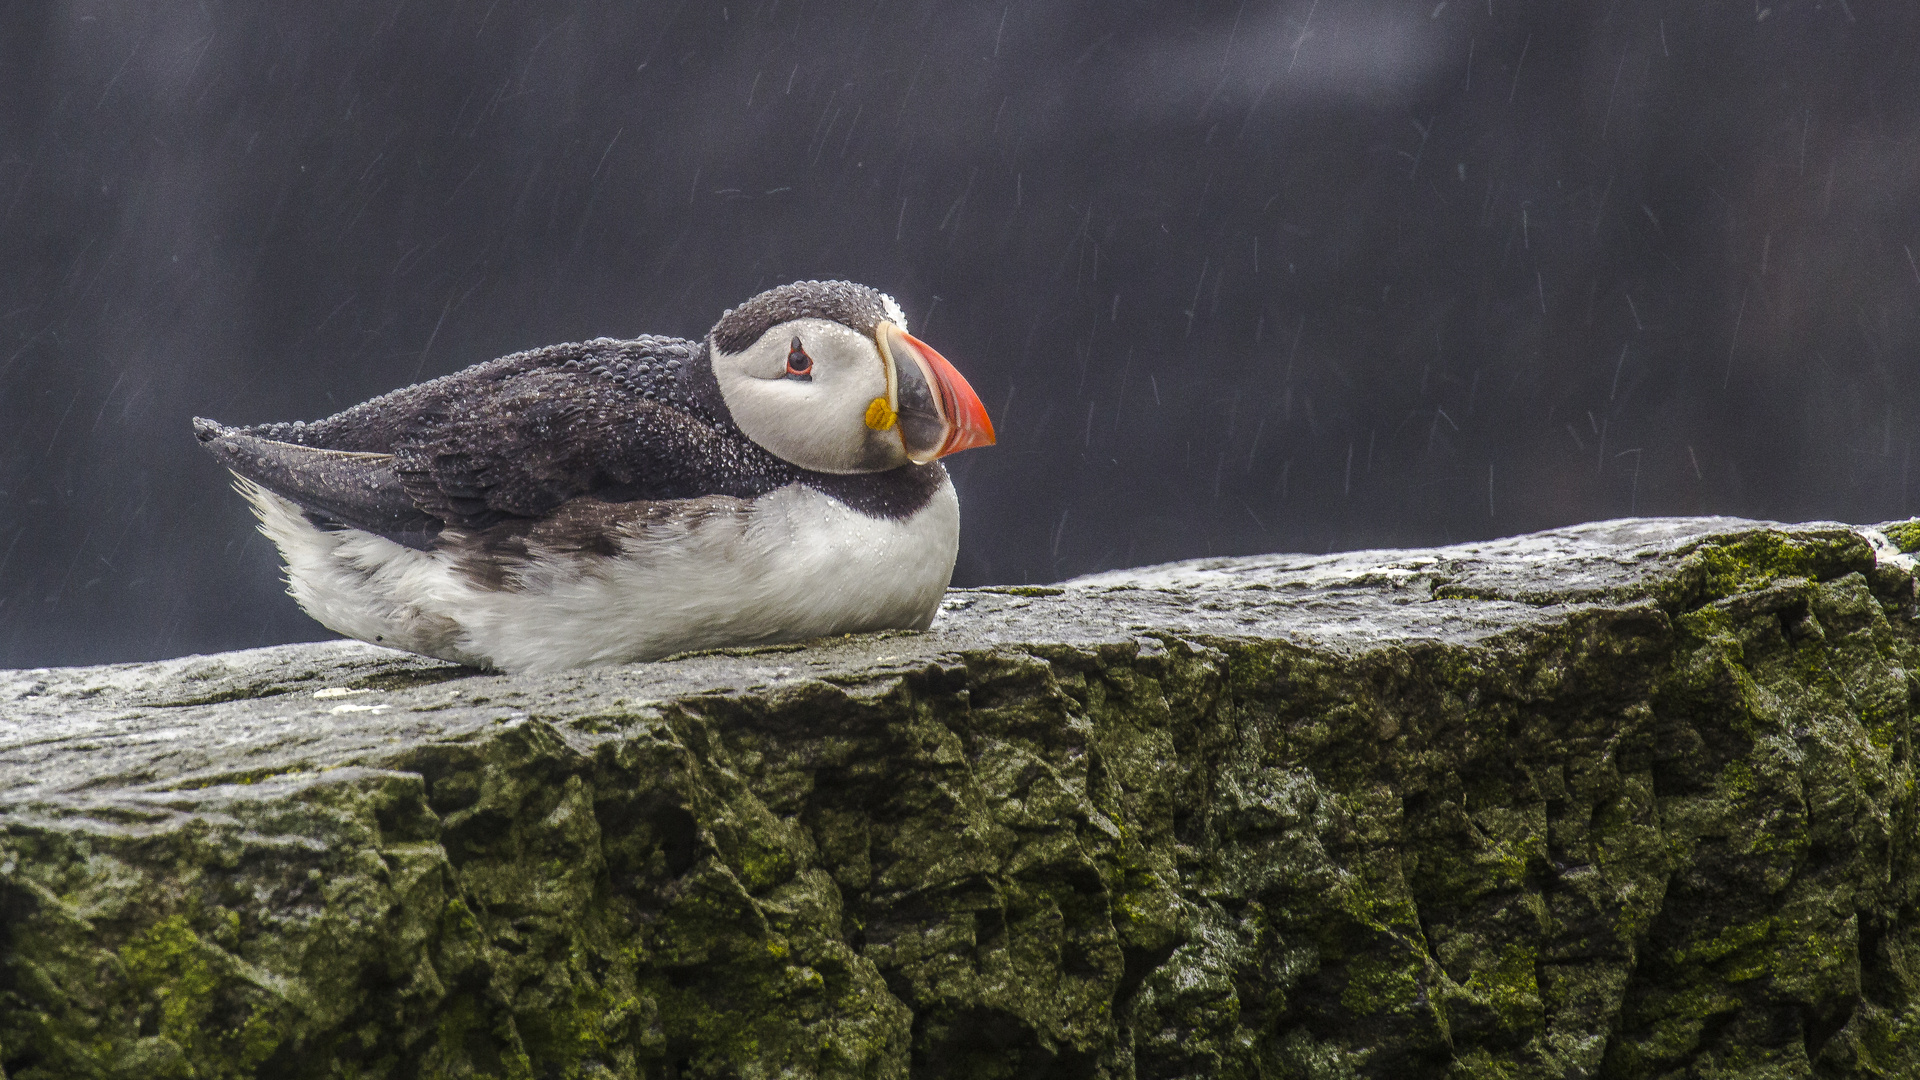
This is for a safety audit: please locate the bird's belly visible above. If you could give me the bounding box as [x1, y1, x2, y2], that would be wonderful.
[247, 479, 960, 673]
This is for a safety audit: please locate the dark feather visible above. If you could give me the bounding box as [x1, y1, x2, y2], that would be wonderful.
[709, 280, 894, 354]
[192, 419, 444, 549]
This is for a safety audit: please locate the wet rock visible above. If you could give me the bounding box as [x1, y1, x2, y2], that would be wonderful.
[3, 517, 1918, 1078]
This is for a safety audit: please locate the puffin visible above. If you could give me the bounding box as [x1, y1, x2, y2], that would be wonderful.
[192, 280, 995, 673]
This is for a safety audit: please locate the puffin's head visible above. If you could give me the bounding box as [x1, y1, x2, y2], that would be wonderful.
[706, 280, 995, 474]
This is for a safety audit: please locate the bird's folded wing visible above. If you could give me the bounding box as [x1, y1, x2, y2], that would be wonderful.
[196, 363, 766, 548]
[383, 369, 737, 528]
[193, 418, 445, 549]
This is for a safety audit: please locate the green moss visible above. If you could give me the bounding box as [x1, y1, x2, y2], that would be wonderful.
[1672, 919, 1775, 981]
[1335, 869, 1423, 937]
[119, 916, 222, 1054]
[1447, 1047, 1522, 1080]
[1340, 955, 1422, 1016]
[1667, 528, 1872, 611]
[1879, 520, 1920, 554]
[1461, 944, 1542, 1033]
[115, 915, 290, 1079]
[430, 994, 489, 1068]
[1691, 535, 1815, 590]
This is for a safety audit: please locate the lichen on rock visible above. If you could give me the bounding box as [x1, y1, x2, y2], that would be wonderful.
[2, 517, 1918, 1078]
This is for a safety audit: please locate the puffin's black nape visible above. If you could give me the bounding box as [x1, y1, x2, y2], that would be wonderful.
[709, 280, 896, 355]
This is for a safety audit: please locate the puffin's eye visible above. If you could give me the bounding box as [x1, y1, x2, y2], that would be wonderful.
[785, 336, 813, 380]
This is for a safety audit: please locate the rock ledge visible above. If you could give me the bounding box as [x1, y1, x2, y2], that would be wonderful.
[4, 517, 1920, 1079]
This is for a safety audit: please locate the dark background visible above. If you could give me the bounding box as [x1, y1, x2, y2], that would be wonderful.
[3, 0, 1918, 668]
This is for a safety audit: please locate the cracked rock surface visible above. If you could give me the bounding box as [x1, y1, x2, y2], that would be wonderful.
[4, 516, 1920, 1079]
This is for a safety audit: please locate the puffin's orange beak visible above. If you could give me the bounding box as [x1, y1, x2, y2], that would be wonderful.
[876, 321, 996, 462]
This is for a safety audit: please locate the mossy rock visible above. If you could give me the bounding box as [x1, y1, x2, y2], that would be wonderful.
[3, 518, 1918, 1079]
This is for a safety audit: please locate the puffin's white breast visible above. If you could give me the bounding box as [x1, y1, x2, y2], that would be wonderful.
[241, 477, 960, 673]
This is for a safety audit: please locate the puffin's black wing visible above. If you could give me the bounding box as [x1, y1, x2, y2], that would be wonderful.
[382, 364, 777, 527]
[194, 336, 790, 549]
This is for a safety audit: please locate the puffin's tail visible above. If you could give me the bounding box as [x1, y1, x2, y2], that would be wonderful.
[190, 417, 443, 551]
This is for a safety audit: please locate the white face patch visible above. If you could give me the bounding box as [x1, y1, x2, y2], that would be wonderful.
[711, 317, 910, 474]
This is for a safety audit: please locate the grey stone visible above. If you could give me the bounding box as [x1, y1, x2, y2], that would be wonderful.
[2, 517, 1918, 1078]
